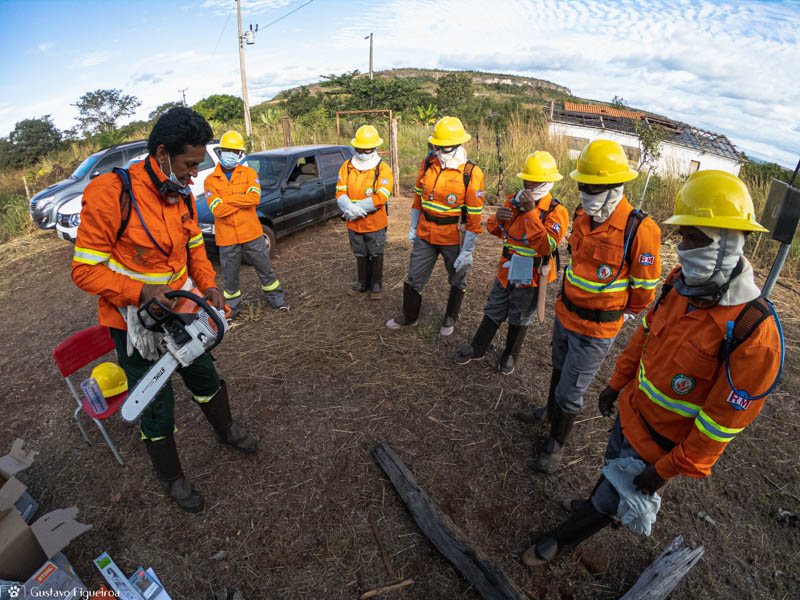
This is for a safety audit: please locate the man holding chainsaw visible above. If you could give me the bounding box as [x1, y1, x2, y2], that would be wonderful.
[205, 129, 285, 316]
[517, 139, 662, 475]
[453, 152, 568, 375]
[386, 116, 484, 336]
[522, 170, 782, 566]
[72, 107, 257, 513]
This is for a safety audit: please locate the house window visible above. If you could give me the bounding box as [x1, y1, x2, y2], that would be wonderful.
[621, 145, 641, 164]
[689, 160, 700, 173]
[567, 136, 590, 151]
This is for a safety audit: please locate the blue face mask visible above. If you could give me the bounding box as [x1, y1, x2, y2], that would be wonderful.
[163, 155, 192, 199]
[219, 151, 240, 169]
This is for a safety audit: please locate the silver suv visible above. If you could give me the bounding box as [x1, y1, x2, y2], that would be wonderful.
[29, 139, 148, 229]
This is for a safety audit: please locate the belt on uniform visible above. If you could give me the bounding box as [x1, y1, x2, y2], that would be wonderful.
[421, 210, 460, 225]
[559, 290, 625, 323]
[640, 414, 677, 452]
[502, 246, 548, 266]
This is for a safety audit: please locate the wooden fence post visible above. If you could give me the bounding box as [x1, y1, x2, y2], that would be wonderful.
[260, 136, 267, 152]
[390, 118, 400, 198]
[22, 176, 31, 201]
[496, 133, 504, 202]
[281, 116, 292, 147]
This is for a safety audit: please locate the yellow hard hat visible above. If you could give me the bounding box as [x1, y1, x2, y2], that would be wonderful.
[91, 362, 128, 398]
[518, 151, 563, 182]
[351, 125, 383, 149]
[569, 139, 638, 184]
[664, 170, 768, 232]
[220, 130, 245, 151]
[428, 116, 471, 146]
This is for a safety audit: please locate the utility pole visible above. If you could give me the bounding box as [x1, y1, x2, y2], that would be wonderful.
[236, 0, 253, 136]
[365, 33, 373, 80]
[178, 89, 187, 106]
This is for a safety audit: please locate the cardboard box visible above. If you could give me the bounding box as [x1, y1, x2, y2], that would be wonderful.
[15, 491, 39, 524]
[23, 551, 88, 599]
[0, 439, 37, 517]
[0, 506, 91, 581]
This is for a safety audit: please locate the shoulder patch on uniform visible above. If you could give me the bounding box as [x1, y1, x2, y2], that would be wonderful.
[254, 177, 260, 184]
[551, 222, 561, 233]
[476, 190, 484, 198]
[671, 374, 695, 395]
[380, 177, 389, 185]
[726, 390, 752, 410]
[639, 253, 655, 265]
[597, 264, 613, 280]
[205, 190, 213, 198]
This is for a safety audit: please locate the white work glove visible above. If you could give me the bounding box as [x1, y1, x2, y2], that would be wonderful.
[454, 231, 479, 273]
[409, 208, 421, 242]
[354, 198, 377, 214]
[337, 194, 352, 217]
[347, 204, 368, 220]
[122, 305, 163, 361]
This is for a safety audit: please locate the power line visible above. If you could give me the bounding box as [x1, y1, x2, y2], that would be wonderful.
[212, 9, 233, 54]
[260, 0, 314, 31]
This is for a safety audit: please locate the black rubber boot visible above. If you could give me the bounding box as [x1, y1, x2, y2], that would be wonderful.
[498, 324, 528, 375]
[533, 405, 577, 474]
[514, 368, 561, 424]
[198, 381, 258, 453]
[386, 282, 422, 328]
[368, 255, 384, 300]
[521, 503, 612, 566]
[440, 286, 465, 336]
[453, 315, 500, 365]
[348, 256, 369, 296]
[145, 436, 204, 513]
[563, 475, 607, 514]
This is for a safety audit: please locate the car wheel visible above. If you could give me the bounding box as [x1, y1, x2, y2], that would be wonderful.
[261, 223, 276, 257]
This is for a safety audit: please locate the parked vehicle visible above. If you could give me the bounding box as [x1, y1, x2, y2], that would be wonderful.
[197, 144, 355, 255]
[30, 140, 148, 230]
[55, 144, 220, 243]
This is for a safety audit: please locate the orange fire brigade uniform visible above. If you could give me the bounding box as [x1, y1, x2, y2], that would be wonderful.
[486, 193, 569, 289]
[555, 196, 662, 338]
[72, 156, 217, 331]
[609, 268, 781, 479]
[336, 160, 393, 234]
[412, 157, 484, 244]
[203, 163, 262, 246]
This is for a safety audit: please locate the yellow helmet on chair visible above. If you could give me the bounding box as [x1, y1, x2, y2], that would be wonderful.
[91, 362, 128, 398]
[518, 151, 563, 182]
[351, 125, 383, 149]
[664, 170, 768, 232]
[219, 130, 246, 151]
[428, 116, 471, 146]
[569, 139, 638, 184]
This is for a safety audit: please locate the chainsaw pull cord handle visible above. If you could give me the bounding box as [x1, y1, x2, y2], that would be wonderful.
[136, 290, 225, 351]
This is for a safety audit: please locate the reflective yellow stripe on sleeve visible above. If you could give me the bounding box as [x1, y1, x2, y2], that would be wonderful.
[209, 198, 222, 212]
[73, 246, 110, 265]
[247, 186, 260, 195]
[188, 233, 203, 248]
[377, 187, 390, 199]
[694, 409, 745, 443]
[107, 259, 187, 285]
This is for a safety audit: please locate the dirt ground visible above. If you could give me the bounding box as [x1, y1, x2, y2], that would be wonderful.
[1, 195, 798, 599]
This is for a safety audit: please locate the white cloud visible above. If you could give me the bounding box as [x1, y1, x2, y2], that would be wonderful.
[77, 51, 111, 68]
[200, 0, 292, 17]
[38, 42, 55, 52]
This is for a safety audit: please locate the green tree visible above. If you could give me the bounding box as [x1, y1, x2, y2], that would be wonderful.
[284, 87, 322, 118]
[435, 72, 474, 114]
[635, 121, 665, 169]
[192, 94, 244, 122]
[149, 101, 184, 120]
[0, 116, 63, 169]
[73, 89, 142, 135]
[740, 161, 793, 187]
[611, 95, 629, 108]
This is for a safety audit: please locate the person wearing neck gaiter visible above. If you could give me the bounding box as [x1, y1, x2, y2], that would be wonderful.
[453, 151, 569, 375]
[527, 139, 663, 475]
[386, 116, 485, 336]
[522, 170, 781, 567]
[336, 125, 394, 299]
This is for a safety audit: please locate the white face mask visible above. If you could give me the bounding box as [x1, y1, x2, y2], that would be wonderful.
[676, 227, 745, 286]
[351, 150, 379, 169]
[527, 182, 554, 200]
[580, 186, 623, 222]
[437, 148, 458, 162]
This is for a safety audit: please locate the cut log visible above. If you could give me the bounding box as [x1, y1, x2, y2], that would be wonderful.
[620, 536, 704, 600]
[371, 442, 529, 600]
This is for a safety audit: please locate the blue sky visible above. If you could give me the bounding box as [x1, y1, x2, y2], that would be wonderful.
[0, 0, 798, 167]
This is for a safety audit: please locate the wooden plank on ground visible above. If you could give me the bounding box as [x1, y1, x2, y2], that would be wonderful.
[371, 441, 529, 600]
[620, 535, 704, 600]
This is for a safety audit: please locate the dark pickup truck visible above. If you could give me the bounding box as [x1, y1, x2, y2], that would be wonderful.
[196, 144, 354, 254]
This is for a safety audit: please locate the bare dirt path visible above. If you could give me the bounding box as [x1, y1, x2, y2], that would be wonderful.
[1, 196, 798, 599]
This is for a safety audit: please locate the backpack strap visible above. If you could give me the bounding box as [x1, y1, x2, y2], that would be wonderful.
[624, 208, 648, 266]
[113, 167, 133, 241]
[462, 160, 474, 192]
[539, 197, 561, 224]
[717, 297, 773, 365]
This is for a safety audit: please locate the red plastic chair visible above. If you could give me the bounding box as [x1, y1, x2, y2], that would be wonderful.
[53, 325, 126, 465]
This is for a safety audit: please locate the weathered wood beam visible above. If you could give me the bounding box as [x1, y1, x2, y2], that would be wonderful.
[620, 535, 704, 600]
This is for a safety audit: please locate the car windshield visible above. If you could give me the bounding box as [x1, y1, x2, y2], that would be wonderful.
[242, 156, 287, 189]
[70, 151, 103, 179]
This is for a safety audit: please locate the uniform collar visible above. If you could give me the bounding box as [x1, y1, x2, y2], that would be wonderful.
[535, 193, 553, 211]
